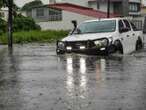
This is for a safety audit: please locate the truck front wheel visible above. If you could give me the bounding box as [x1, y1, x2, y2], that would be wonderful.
[136, 38, 143, 50]
[114, 40, 123, 54]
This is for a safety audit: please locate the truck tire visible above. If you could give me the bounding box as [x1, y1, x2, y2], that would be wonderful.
[56, 49, 65, 55]
[106, 45, 116, 55]
[114, 40, 123, 54]
[136, 38, 143, 50]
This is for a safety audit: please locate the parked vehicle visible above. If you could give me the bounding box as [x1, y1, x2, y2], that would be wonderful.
[56, 18, 144, 55]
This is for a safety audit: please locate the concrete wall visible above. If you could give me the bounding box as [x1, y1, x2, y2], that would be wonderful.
[129, 0, 141, 3]
[37, 10, 96, 30]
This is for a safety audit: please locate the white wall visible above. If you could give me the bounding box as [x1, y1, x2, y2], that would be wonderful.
[38, 10, 96, 30]
[129, 0, 141, 3]
[56, 0, 89, 7]
[0, 8, 8, 21]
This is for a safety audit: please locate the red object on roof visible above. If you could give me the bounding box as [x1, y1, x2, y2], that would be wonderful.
[48, 3, 118, 18]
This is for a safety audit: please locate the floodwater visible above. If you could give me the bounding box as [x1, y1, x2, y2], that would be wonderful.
[0, 43, 146, 110]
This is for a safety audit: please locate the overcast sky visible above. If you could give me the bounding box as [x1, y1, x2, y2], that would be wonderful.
[14, 0, 146, 7]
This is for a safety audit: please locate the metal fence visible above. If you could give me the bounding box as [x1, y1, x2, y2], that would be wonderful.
[48, 14, 62, 21]
[131, 20, 143, 31]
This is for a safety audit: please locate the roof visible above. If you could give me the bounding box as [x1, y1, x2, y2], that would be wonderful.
[88, 0, 141, 3]
[48, 3, 118, 18]
[88, 0, 123, 2]
[84, 17, 131, 23]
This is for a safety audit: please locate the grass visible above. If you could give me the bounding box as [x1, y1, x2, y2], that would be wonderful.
[0, 30, 69, 44]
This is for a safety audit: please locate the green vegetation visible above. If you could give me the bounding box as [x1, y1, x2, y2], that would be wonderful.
[0, 15, 40, 35]
[0, 30, 69, 44]
[13, 15, 41, 32]
[0, 18, 6, 35]
[21, 0, 43, 11]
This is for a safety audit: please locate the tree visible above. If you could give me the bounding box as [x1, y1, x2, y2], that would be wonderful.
[21, 0, 43, 11]
[0, 18, 6, 35]
[0, 0, 3, 8]
[13, 15, 41, 32]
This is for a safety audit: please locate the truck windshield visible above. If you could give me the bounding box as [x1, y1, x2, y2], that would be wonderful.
[73, 20, 116, 34]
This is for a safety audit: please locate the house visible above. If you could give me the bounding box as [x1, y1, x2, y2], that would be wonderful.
[49, 0, 142, 17]
[141, 5, 146, 16]
[0, 8, 8, 21]
[28, 3, 117, 30]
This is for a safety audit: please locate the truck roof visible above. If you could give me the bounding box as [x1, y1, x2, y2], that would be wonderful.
[84, 17, 132, 23]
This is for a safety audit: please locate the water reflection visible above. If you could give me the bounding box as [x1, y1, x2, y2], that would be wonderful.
[66, 56, 74, 97]
[0, 48, 23, 110]
[62, 55, 106, 99]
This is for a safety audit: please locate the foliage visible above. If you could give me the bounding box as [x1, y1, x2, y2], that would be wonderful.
[0, 0, 3, 8]
[0, 30, 69, 44]
[21, 0, 43, 11]
[0, 18, 6, 35]
[13, 15, 41, 32]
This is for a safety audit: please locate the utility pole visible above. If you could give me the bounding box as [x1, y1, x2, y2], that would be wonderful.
[96, 0, 99, 10]
[8, 0, 13, 48]
[107, 0, 110, 18]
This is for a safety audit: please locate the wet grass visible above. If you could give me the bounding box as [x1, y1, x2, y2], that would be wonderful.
[0, 30, 69, 44]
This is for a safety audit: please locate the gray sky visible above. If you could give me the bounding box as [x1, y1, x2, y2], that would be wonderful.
[14, 0, 146, 7]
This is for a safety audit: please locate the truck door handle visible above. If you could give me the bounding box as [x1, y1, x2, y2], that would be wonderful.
[127, 35, 130, 37]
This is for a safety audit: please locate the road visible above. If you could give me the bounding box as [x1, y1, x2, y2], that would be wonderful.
[0, 43, 146, 110]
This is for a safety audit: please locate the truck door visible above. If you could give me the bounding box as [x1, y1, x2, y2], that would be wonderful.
[123, 19, 135, 53]
[118, 20, 131, 54]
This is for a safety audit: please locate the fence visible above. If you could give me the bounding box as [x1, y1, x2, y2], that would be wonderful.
[131, 20, 143, 31]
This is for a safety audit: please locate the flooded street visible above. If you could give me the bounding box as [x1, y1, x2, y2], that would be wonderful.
[0, 43, 146, 110]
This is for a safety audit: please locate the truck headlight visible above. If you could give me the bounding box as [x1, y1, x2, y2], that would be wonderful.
[94, 39, 108, 47]
[57, 41, 65, 49]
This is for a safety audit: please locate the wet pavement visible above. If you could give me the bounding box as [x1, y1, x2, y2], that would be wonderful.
[0, 43, 146, 110]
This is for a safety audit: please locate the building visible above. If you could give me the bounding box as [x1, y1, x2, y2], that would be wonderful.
[141, 5, 146, 16]
[49, 0, 142, 17]
[0, 8, 8, 21]
[29, 3, 117, 30]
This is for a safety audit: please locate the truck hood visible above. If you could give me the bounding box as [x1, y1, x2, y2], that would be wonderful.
[62, 33, 114, 42]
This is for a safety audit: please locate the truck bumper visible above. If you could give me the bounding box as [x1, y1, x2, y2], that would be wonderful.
[56, 47, 108, 55]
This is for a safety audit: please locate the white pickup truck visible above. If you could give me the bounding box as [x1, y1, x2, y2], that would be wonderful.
[56, 18, 144, 55]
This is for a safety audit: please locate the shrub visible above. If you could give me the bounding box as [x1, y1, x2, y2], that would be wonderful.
[0, 18, 6, 35]
[0, 30, 69, 44]
[13, 15, 41, 32]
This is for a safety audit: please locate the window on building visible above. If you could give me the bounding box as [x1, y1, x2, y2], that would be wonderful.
[113, 2, 122, 15]
[36, 8, 44, 17]
[129, 3, 140, 12]
[48, 8, 62, 21]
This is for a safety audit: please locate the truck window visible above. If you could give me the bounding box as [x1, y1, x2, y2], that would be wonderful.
[73, 20, 116, 34]
[130, 22, 138, 31]
[119, 20, 124, 32]
[123, 20, 131, 31]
